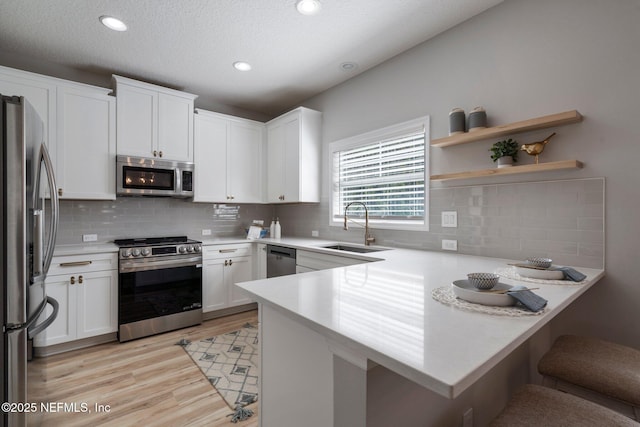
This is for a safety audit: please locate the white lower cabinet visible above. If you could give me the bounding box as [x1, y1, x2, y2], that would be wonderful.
[35, 253, 118, 347]
[254, 243, 267, 279]
[202, 244, 254, 313]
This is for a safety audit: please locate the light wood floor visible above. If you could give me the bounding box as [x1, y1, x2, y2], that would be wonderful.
[27, 310, 259, 427]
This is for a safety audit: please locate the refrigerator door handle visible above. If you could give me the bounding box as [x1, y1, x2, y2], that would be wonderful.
[34, 142, 59, 276]
[33, 209, 44, 277]
[28, 296, 59, 339]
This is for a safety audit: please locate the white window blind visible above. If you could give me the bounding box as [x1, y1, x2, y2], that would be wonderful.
[330, 117, 429, 230]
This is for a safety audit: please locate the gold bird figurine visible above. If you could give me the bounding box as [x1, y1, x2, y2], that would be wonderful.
[520, 132, 556, 164]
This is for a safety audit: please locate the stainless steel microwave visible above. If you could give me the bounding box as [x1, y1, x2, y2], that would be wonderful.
[116, 155, 194, 198]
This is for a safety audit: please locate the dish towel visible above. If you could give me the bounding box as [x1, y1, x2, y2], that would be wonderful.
[507, 285, 548, 312]
[551, 266, 587, 282]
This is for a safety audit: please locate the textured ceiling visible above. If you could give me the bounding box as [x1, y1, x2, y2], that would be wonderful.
[0, 0, 502, 117]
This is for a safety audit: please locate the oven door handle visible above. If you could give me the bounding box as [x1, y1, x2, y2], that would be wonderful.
[119, 256, 202, 273]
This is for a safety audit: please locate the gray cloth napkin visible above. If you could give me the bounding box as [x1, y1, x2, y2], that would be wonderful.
[507, 285, 548, 312]
[551, 266, 587, 282]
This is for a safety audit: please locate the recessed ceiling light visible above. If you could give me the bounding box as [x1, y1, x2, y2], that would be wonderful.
[340, 62, 359, 72]
[233, 61, 252, 71]
[296, 0, 322, 16]
[99, 15, 127, 32]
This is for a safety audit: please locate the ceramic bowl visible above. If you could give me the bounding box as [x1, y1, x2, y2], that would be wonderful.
[526, 257, 553, 268]
[452, 280, 516, 306]
[467, 272, 500, 290]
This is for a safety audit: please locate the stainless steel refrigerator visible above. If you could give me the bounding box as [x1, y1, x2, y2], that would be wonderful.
[1, 95, 59, 427]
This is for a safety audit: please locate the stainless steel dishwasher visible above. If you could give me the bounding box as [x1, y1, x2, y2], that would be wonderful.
[266, 245, 297, 278]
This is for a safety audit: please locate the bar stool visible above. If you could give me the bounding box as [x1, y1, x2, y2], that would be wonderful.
[538, 335, 640, 420]
[491, 384, 640, 426]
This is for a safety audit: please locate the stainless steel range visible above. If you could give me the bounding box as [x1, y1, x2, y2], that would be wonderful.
[114, 236, 202, 342]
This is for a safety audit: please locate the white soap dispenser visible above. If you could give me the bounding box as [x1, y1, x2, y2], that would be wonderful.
[270, 219, 276, 238]
[274, 218, 281, 239]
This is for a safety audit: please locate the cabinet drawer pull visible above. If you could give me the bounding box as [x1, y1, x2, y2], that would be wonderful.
[59, 260, 93, 267]
[218, 249, 238, 253]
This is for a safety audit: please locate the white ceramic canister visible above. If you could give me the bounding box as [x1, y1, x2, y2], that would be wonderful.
[449, 108, 465, 135]
[468, 106, 487, 132]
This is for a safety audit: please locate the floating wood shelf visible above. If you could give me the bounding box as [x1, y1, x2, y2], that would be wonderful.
[431, 110, 583, 148]
[430, 160, 583, 182]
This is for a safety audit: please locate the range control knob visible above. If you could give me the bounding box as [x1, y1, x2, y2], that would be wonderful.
[121, 249, 132, 258]
[179, 246, 187, 254]
[132, 248, 141, 257]
[141, 248, 151, 256]
[187, 245, 195, 253]
[194, 245, 201, 253]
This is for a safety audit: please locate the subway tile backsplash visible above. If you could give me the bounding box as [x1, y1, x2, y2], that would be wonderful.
[57, 198, 274, 245]
[58, 178, 604, 269]
[274, 178, 605, 269]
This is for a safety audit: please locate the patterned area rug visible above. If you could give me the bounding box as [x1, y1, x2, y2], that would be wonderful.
[177, 323, 259, 412]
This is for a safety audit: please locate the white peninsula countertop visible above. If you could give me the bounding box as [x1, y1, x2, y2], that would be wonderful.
[237, 239, 604, 426]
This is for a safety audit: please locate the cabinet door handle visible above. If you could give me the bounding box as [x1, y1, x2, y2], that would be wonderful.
[159, 151, 163, 157]
[224, 260, 228, 266]
[153, 150, 158, 157]
[59, 261, 92, 267]
[70, 276, 76, 285]
[219, 249, 237, 253]
[229, 259, 233, 266]
[78, 275, 84, 284]
[58, 188, 63, 197]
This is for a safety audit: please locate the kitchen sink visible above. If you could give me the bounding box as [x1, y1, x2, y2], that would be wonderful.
[321, 244, 388, 253]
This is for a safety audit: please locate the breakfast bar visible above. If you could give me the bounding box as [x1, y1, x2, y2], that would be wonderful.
[237, 243, 604, 427]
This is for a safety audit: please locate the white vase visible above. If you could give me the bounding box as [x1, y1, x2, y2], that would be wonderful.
[497, 156, 513, 168]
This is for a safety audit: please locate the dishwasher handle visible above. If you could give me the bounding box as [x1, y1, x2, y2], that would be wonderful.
[266, 245, 296, 259]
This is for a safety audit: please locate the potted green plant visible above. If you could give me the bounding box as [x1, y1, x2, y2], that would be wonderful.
[489, 138, 519, 168]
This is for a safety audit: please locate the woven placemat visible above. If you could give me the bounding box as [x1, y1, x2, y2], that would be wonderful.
[494, 267, 585, 285]
[432, 286, 547, 317]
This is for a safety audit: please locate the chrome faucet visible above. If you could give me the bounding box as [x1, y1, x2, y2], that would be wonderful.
[343, 202, 375, 246]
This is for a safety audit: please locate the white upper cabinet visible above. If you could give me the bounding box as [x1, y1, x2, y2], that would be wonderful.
[113, 75, 197, 162]
[266, 107, 322, 203]
[56, 84, 116, 200]
[194, 109, 265, 203]
[1, 65, 116, 200]
[0, 65, 58, 168]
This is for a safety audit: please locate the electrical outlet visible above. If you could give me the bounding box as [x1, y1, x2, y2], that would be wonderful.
[311, 230, 319, 237]
[442, 239, 458, 251]
[202, 229, 212, 236]
[442, 211, 457, 228]
[82, 234, 98, 242]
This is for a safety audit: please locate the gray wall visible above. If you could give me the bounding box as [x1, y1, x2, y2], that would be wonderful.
[279, 0, 639, 347]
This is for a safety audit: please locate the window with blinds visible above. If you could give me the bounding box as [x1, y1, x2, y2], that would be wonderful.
[330, 116, 429, 230]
